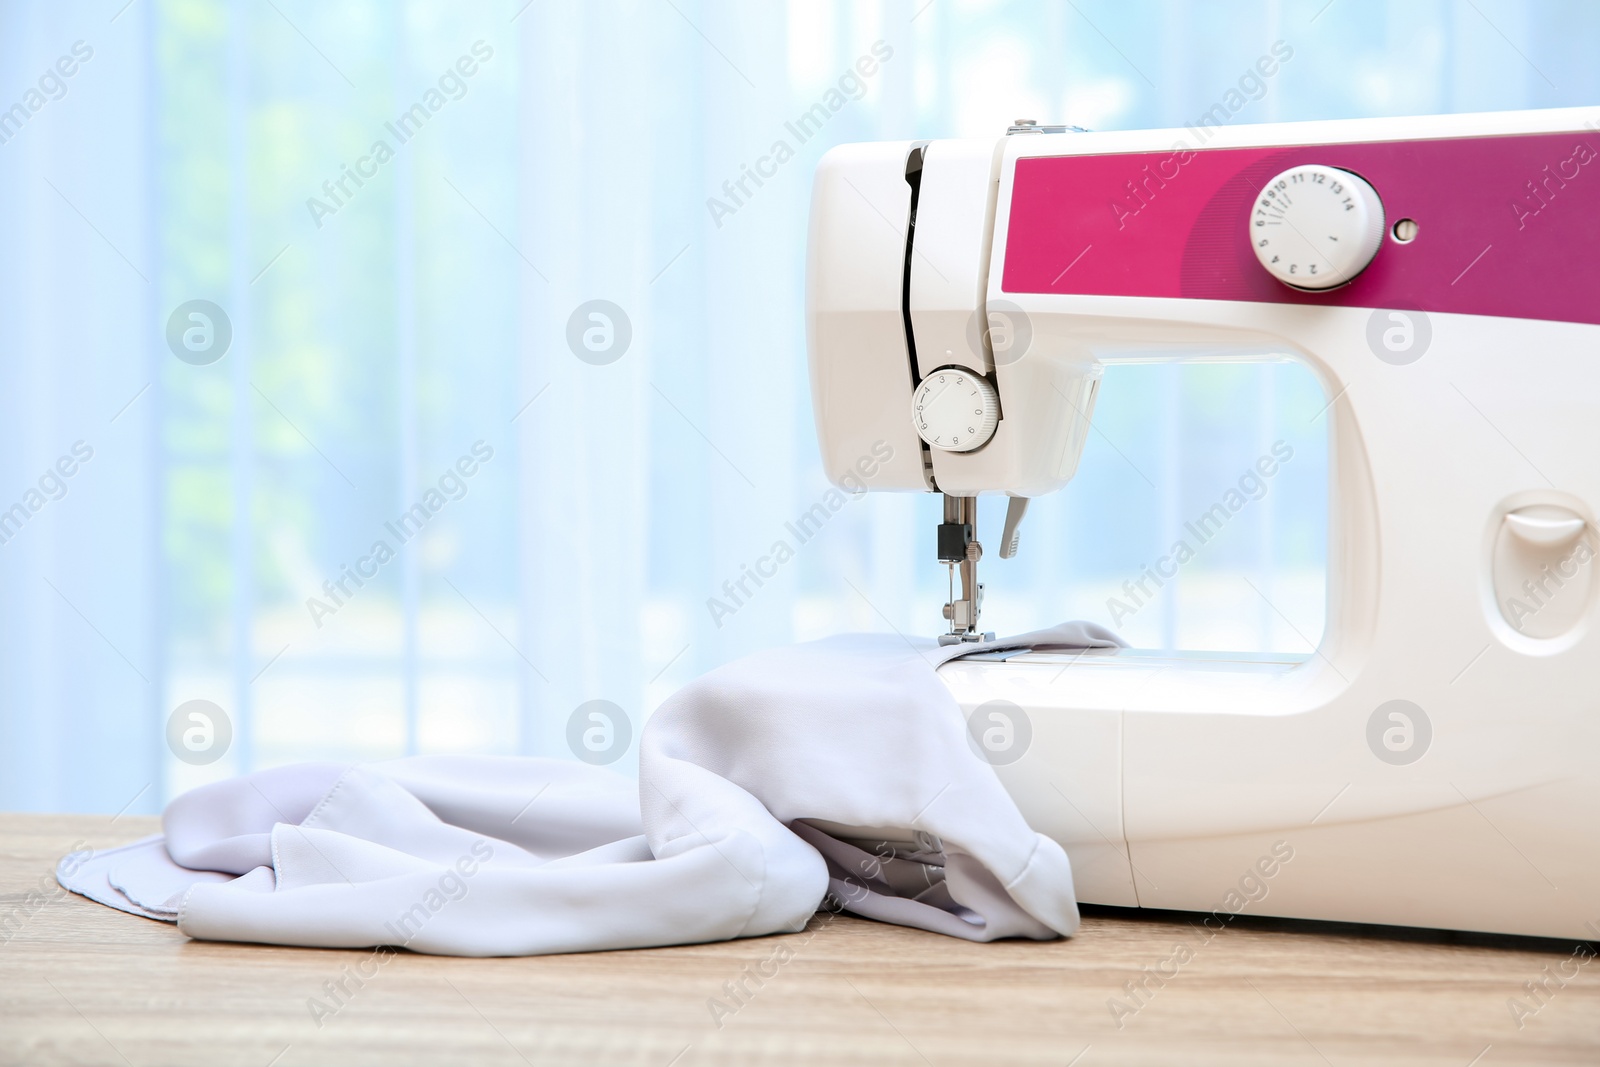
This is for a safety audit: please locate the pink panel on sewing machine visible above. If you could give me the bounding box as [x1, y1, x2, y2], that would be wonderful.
[1001, 132, 1600, 325]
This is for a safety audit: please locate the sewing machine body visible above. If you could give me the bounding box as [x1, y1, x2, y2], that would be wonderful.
[807, 107, 1600, 939]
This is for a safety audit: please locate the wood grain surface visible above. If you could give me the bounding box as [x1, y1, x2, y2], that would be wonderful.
[2, 813, 1597, 1066]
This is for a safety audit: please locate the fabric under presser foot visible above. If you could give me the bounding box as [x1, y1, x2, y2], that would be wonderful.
[57, 621, 1123, 957]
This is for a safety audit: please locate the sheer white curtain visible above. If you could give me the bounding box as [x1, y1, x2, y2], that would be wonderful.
[0, 3, 159, 814]
[2, 0, 1593, 813]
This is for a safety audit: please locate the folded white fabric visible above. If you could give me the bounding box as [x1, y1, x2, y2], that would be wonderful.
[58, 623, 1121, 956]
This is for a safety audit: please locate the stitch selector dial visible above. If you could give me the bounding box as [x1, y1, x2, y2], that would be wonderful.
[911, 367, 999, 453]
[1250, 164, 1385, 291]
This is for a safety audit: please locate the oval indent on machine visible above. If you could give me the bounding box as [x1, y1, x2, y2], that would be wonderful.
[1487, 499, 1596, 648]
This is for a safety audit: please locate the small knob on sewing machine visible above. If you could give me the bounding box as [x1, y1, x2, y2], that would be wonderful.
[1250, 164, 1385, 290]
[910, 367, 1000, 452]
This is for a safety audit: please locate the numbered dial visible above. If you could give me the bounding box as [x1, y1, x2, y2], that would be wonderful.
[911, 368, 999, 453]
[1251, 164, 1385, 290]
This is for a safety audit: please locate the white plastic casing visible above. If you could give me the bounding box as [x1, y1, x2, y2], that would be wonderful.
[807, 105, 1600, 941]
[908, 139, 994, 384]
[808, 138, 1102, 499]
[911, 138, 1102, 497]
[806, 141, 929, 491]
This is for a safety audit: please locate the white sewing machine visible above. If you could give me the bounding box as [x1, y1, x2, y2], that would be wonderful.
[807, 107, 1600, 940]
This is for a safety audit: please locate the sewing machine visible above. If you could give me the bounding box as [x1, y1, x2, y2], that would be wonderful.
[807, 107, 1600, 940]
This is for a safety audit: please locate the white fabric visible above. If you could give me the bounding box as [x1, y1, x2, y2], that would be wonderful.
[58, 623, 1121, 956]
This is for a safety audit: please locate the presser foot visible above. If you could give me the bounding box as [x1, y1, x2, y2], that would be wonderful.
[938, 631, 995, 646]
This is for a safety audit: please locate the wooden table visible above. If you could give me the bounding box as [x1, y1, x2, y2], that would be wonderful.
[2, 814, 1597, 1065]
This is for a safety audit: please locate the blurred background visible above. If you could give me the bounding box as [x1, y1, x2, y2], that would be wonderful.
[1, 0, 1595, 812]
